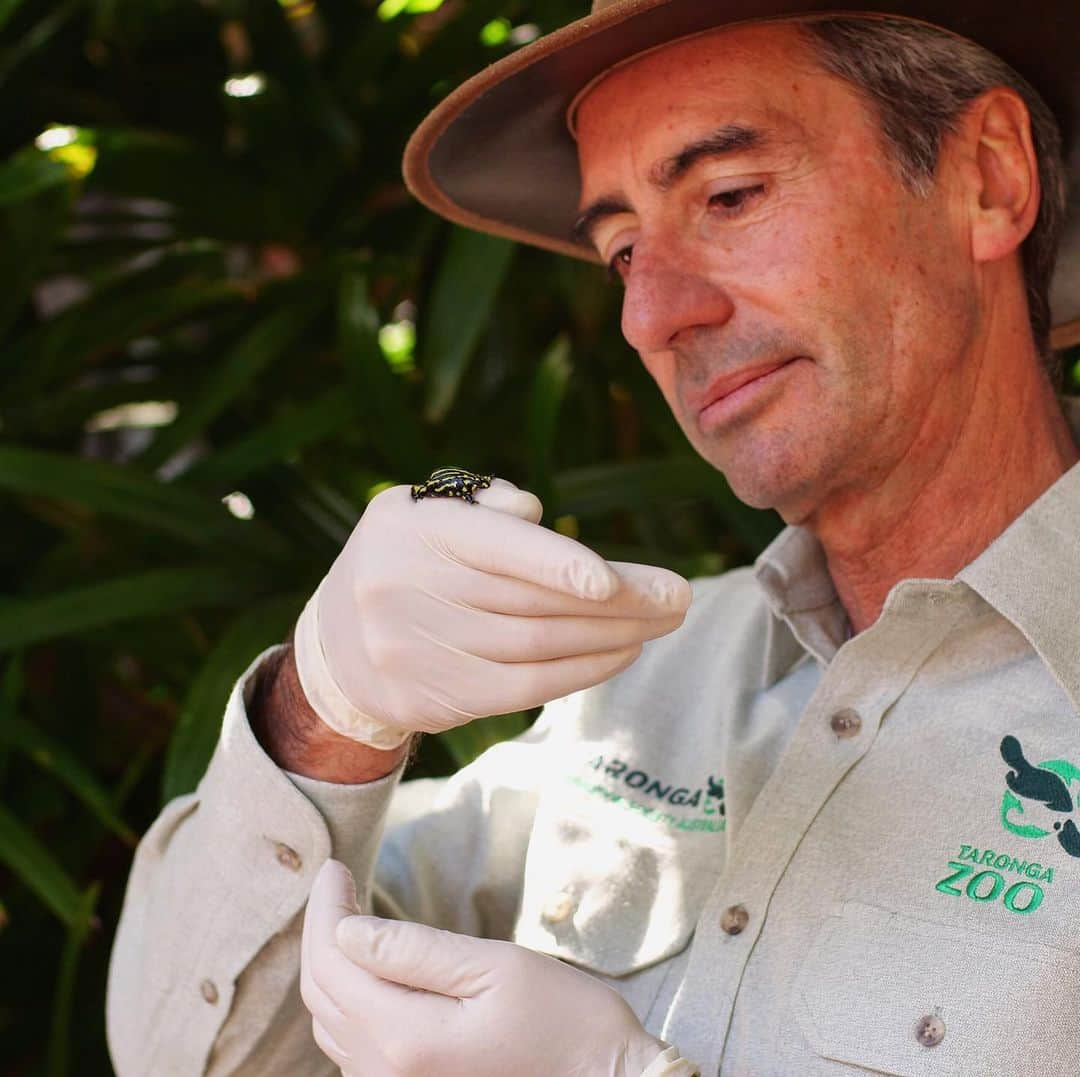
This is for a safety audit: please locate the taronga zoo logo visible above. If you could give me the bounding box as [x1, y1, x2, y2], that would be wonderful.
[1000, 735, 1080, 857]
[931, 735, 1078, 917]
[568, 755, 727, 834]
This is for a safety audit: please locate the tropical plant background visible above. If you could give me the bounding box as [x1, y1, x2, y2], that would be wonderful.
[1, 0, 1077, 1073]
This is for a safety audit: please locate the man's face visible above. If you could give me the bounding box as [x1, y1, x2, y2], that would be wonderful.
[574, 22, 981, 522]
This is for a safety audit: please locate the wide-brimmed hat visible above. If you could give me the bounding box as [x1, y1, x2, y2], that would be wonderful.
[403, 1, 1080, 349]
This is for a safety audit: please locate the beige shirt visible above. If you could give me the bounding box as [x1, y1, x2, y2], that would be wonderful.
[108, 400, 1080, 1076]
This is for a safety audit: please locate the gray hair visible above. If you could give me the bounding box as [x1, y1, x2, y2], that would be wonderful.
[798, 16, 1069, 383]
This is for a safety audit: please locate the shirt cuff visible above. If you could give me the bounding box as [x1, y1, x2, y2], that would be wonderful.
[226, 642, 408, 908]
[640, 1044, 702, 1077]
[287, 759, 407, 908]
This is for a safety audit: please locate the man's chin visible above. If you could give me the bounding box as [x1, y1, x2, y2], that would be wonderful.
[726, 476, 786, 512]
[703, 451, 817, 519]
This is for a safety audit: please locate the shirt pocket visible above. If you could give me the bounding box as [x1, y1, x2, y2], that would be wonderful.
[790, 900, 1080, 1076]
[512, 778, 721, 977]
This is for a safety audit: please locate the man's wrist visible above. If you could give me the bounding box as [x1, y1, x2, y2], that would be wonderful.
[250, 643, 413, 784]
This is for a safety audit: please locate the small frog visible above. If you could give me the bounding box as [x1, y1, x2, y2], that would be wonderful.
[410, 467, 493, 504]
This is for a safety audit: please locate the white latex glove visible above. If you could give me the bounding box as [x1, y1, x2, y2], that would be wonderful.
[301, 860, 699, 1077]
[294, 479, 692, 747]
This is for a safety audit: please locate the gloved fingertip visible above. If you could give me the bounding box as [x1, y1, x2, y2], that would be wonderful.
[477, 479, 544, 523]
[653, 573, 693, 612]
[312, 858, 359, 912]
[516, 489, 544, 524]
[573, 560, 620, 602]
[336, 915, 409, 976]
[312, 857, 345, 887]
[335, 914, 376, 954]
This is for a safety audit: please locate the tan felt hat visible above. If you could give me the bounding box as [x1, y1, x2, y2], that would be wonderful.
[403, 1, 1080, 349]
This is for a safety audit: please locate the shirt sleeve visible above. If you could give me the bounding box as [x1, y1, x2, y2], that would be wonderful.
[106, 645, 550, 1076]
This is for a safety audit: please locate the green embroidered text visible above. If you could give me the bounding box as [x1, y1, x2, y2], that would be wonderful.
[934, 844, 1052, 916]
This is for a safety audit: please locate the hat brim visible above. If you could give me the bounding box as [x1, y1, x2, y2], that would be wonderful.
[403, 1, 1080, 349]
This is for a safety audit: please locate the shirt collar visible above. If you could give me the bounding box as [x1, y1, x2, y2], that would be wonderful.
[753, 526, 847, 680]
[959, 396, 1080, 714]
[752, 396, 1080, 703]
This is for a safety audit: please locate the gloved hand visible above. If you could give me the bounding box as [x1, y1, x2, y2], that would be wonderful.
[294, 479, 692, 748]
[301, 859, 697, 1077]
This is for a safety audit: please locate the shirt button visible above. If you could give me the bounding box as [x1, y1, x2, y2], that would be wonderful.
[829, 708, 863, 738]
[274, 843, 302, 871]
[200, 979, 219, 1005]
[541, 891, 575, 924]
[720, 904, 749, 935]
[915, 1014, 945, 1047]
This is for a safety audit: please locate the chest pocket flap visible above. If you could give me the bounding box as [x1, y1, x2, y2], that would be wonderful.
[512, 779, 722, 977]
[791, 901, 1080, 1076]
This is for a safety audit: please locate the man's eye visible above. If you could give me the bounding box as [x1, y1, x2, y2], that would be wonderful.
[606, 245, 633, 283]
[707, 183, 766, 214]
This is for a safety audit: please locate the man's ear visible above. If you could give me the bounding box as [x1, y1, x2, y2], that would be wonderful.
[965, 87, 1040, 265]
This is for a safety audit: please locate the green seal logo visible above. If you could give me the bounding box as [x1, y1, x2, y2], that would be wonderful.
[1000, 735, 1080, 856]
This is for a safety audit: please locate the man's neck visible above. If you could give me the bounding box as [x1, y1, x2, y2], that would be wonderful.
[809, 360, 1079, 635]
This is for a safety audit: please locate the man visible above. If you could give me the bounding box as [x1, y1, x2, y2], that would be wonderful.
[108, 2, 1080, 1074]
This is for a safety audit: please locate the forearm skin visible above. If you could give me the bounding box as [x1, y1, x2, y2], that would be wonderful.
[250, 642, 412, 785]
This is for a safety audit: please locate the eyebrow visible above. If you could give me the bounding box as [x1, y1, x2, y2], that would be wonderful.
[571, 123, 769, 250]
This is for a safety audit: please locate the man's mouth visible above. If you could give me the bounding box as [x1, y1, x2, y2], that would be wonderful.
[692, 357, 802, 431]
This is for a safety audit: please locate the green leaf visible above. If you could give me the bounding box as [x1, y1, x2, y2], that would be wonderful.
[0, 147, 73, 205]
[4, 276, 240, 397]
[256, 0, 360, 159]
[240, 464, 360, 556]
[0, 800, 85, 928]
[0, 0, 83, 86]
[0, 659, 16, 785]
[47, 884, 101, 1077]
[527, 334, 573, 508]
[181, 387, 355, 488]
[614, 355, 694, 455]
[139, 299, 326, 470]
[0, 182, 73, 343]
[590, 542, 728, 580]
[0, 0, 29, 32]
[162, 594, 303, 803]
[7, 368, 189, 439]
[1, 712, 136, 845]
[0, 445, 290, 559]
[111, 741, 157, 812]
[0, 566, 266, 651]
[422, 228, 515, 422]
[87, 128, 272, 239]
[555, 457, 728, 513]
[58, 234, 228, 300]
[437, 711, 531, 769]
[555, 457, 782, 553]
[338, 271, 430, 477]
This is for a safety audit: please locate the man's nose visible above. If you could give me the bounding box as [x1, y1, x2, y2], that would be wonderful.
[620, 239, 735, 355]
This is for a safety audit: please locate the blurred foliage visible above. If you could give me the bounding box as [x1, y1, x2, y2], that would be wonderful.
[0, 0, 836, 1071]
